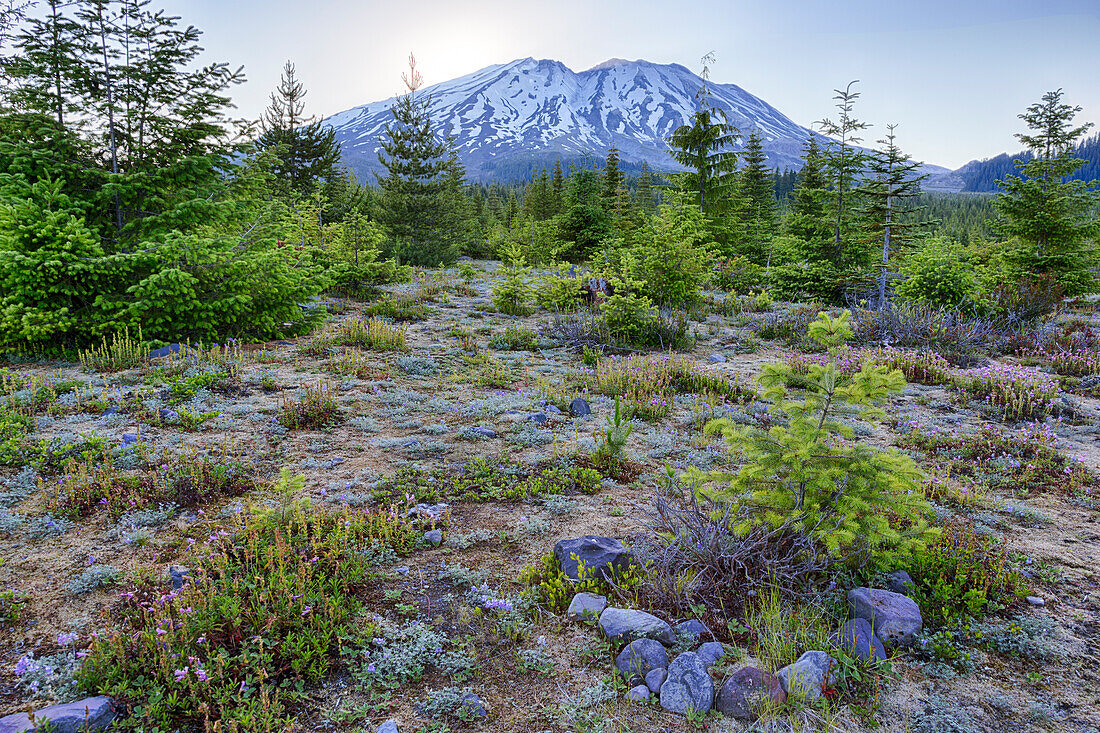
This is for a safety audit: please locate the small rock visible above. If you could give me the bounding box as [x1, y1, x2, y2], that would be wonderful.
[100, 407, 119, 417]
[158, 407, 178, 420]
[615, 638, 669, 679]
[659, 652, 713, 715]
[402, 439, 421, 448]
[394, 566, 410, 576]
[708, 353, 727, 363]
[599, 607, 675, 646]
[848, 587, 923, 648]
[645, 668, 667, 693]
[378, 721, 400, 733]
[885, 570, 916, 595]
[121, 433, 139, 446]
[407, 503, 449, 524]
[466, 426, 497, 438]
[835, 618, 887, 662]
[148, 343, 184, 361]
[0, 695, 116, 732]
[1026, 596, 1045, 606]
[570, 398, 592, 416]
[697, 641, 725, 669]
[567, 592, 607, 622]
[545, 405, 561, 415]
[168, 565, 191, 591]
[777, 651, 837, 701]
[457, 693, 488, 719]
[525, 412, 549, 425]
[553, 536, 632, 581]
[674, 619, 712, 643]
[715, 666, 786, 720]
[625, 684, 650, 701]
[423, 529, 443, 546]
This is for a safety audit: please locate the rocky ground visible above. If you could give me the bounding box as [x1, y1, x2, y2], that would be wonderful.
[0, 262, 1098, 732]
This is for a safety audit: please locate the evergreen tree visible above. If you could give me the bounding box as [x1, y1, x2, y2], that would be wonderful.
[817, 81, 870, 269]
[773, 134, 838, 302]
[6, 0, 87, 126]
[603, 146, 623, 201]
[376, 54, 462, 266]
[861, 124, 927, 308]
[995, 89, 1099, 294]
[635, 160, 657, 214]
[524, 166, 554, 220]
[256, 61, 341, 196]
[550, 158, 565, 213]
[666, 55, 740, 216]
[559, 166, 610, 262]
[736, 130, 779, 269]
[788, 135, 831, 241]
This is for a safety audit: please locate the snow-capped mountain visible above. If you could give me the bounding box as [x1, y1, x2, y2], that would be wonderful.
[325, 57, 958, 186]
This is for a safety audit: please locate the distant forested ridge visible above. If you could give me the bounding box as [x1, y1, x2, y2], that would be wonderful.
[955, 134, 1100, 192]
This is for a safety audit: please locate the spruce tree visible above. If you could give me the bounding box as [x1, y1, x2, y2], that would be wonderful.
[256, 61, 341, 197]
[861, 124, 927, 308]
[736, 130, 779, 269]
[524, 166, 554, 220]
[550, 159, 565, 213]
[603, 146, 623, 201]
[817, 81, 870, 270]
[995, 89, 1099, 294]
[376, 54, 462, 266]
[773, 134, 838, 302]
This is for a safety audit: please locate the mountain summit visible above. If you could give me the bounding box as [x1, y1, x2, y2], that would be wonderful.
[325, 57, 817, 181]
[325, 57, 958, 186]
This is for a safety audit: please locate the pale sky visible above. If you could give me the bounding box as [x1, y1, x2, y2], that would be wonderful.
[169, 0, 1099, 170]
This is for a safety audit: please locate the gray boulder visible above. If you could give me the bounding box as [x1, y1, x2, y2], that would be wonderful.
[674, 619, 712, 643]
[835, 618, 887, 662]
[423, 529, 443, 546]
[378, 722, 400, 733]
[697, 641, 726, 669]
[526, 412, 549, 425]
[570, 398, 592, 416]
[625, 684, 650, 701]
[659, 652, 714, 715]
[885, 570, 916, 595]
[554, 536, 632, 581]
[645, 668, 667, 693]
[599, 607, 674, 646]
[0, 696, 116, 732]
[848, 587, 923, 648]
[566, 592, 607, 622]
[615, 638, 669, 679]
[777, 651, 837, 701]
[708, 353, 727, 363]
[715, 667, 786, 719]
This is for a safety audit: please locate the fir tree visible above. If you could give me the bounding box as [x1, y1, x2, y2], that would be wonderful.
[736, 130, 779, 269]
[256, 61, 341, 197]
[376, 54, 463, 266]
[524, 166, 554, 220]
[666, 54, 740, 216]
[635, 160, 657, 214]
[603, 146, 623, 202]
[995, 89, 1099, 294]
[817, 81, 870, 269]
[861, 124, 927, 309]
[550, 158, 565, 213]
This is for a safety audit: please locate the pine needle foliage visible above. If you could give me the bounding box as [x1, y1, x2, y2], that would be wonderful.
[702, 310, 935, 566]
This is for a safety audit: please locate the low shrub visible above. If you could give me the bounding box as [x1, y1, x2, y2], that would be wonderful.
[1048, 348, 1100, 377]
[77, 329, 150, 372]
[587, 354, 753, 405]
[489, 324, 540, 351]
[536, 266, 583, 312]
[78, 500, 416, 730]
[279, 381, 342, 429]
[862, 347, 955, 386]
[362, 295, 432, 322]
[518, 551, 643, 614]
[332, 317, 408, 351]
[371, 458, 603, 504]
[952, 364, 1059, 422]
[907, 520, 1026, 627]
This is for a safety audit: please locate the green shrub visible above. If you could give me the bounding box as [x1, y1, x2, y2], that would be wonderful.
[535, 265, 583, 312]
[489, 324, 540, 351]
[907, 520, 1026, 626]
[77, 329, 150, 372]
[712, 257, 766, 294]
[332, 317, 407, 351]
[704, 312, 935, 564]
[0, 405, 33, 466]
[600, 291, 658, 345]
[952, 364, 1059, 421]
[518, 552, 642, 614]
[896, 237, 980, 310]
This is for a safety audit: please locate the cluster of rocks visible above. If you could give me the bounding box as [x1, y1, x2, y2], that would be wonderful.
[556, 535, 927, 720]
[0, 696, 116, 732]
